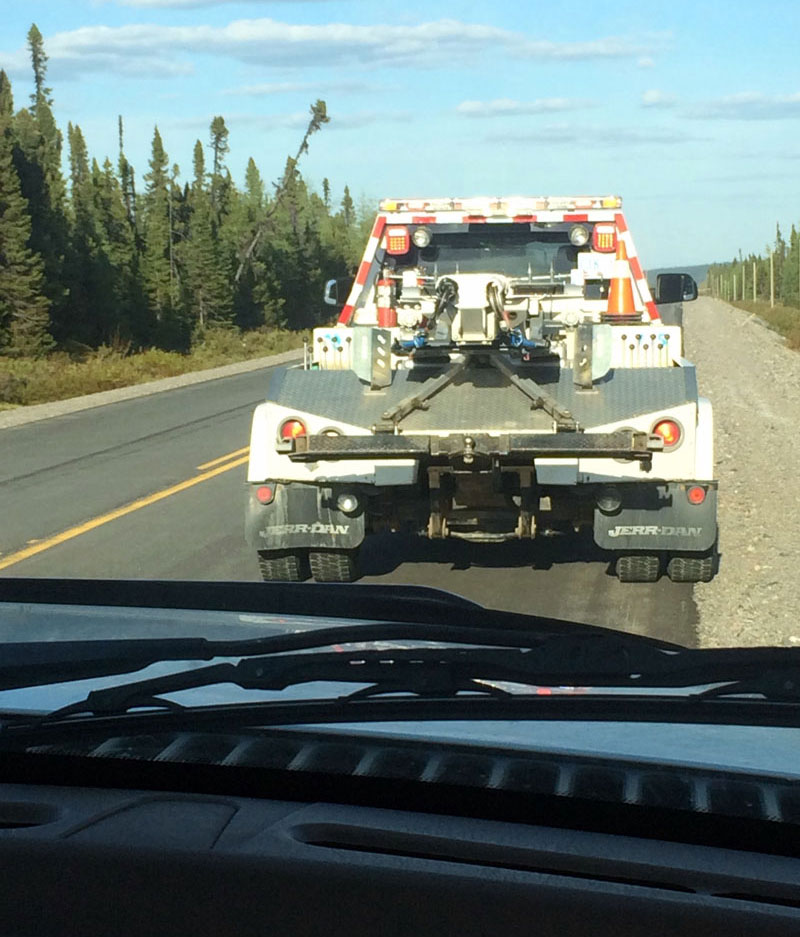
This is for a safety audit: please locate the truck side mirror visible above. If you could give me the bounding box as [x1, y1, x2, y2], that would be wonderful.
[655, 273, 698, 304]
[323, 277, 354, 307]
[323, 279, 339, 306]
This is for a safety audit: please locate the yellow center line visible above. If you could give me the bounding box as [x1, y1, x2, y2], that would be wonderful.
[197, 445, 250, 471]
[0, 454, 250, 572]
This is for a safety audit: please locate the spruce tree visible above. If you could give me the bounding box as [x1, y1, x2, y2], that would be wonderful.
[65, 123, 123, 346]
[328, 184, 362, 271]
[64, 121, 93, 344]
[261, 157, 323, 329]
[780, 224, 799, 307]
[244, 157, 264, 216]
[209, 115, 230, 215]
[93, 156, 147, 344]
[141, 127, 175, 339]
[341, 185, 355, 227]
[27, 25, 50, 108]
[774, 223, 787, 289]
[181, 139, 231, 330]
[231, 157, 271, 329]
[117, 115, 136, 228]
[0, 70, 50, 354]
[12, 25, 68, 340]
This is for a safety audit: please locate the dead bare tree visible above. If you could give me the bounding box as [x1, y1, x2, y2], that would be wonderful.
[234, 100, 329, 284]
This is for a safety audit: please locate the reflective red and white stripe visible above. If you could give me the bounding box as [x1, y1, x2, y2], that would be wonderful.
[373, 210, 618, 225]
[338, 215, 387, 325]
[614, 213, 660, 323]
[339, 208, 659, 325]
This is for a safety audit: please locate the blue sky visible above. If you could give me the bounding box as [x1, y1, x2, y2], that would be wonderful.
[1, 0, 799, 265]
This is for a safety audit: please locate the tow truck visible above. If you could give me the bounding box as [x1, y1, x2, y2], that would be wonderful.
[246, 196, 718, 583]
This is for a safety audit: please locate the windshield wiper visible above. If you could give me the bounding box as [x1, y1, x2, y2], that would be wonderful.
[10, 643, 800, 727]
[0, 616, 680, 692]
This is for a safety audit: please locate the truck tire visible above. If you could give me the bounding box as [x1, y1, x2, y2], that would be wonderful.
[309, 549, 359, 582]
[616, 554, 661, 583]
[258, 550, 310, 582]
[666, 554, 715, 583]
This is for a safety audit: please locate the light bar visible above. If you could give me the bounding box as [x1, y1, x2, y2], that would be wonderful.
[378, 195, 622, 214]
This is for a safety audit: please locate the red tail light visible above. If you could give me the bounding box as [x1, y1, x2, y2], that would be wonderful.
[687, 485, 706, 505]
[592, 223, 617, 253]
[385, 226, 410, 255]
[256, 484, 275, 504]
[279, 419, 307, 441]
[652, 419, 682, 448]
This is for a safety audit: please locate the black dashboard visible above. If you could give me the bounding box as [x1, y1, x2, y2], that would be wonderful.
[0, 729, 798, 936]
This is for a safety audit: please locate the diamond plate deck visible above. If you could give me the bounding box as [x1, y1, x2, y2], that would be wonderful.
[269, 361, 696, 431]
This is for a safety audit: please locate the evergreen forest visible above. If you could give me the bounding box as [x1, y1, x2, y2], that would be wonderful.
[0, 25, 367, 359]
[708, 224, 800, 311]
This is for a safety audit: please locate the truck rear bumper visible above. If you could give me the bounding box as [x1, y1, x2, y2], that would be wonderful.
[289, 431, 661, 467]
[593, 482, 718, 552]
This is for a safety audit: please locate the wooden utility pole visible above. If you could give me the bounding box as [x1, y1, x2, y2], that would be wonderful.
[733, 273, 737, 301]
[742, 262, 746, 299]
[770, 251, 775, 308]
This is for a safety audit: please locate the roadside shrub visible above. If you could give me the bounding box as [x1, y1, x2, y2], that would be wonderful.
[1, 327, 306, 408]
[729, 300, 800, 351]
[0, 371, 29, 405]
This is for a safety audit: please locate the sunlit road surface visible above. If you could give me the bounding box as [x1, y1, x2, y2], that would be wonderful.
[0, 366, 698, 646]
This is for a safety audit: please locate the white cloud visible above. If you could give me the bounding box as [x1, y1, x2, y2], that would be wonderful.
[641, 89, 677, 108]
[457, 97, 590, 117]
[223, 81, 316, 96]
[637, 56, 655, 68]
[486, 123, 704, 147]
[591, 126, 694, 145]
[223, 79, 370, 96]
[0, 19, 658, 82]
[0, 49, 29, 77]
[168, 108, 395, 132]
[688, 91, 800, 120]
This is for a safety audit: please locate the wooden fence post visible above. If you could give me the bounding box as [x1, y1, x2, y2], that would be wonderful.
[770, 252, 775, 308]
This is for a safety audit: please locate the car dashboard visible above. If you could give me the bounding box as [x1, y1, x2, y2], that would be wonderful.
[0, 724, 799, 936]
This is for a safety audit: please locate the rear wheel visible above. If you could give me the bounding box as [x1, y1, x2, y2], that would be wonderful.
[616, 554, 661, 583]
[666, 554, 715, 583]
[309, 548, 359, 582]
[257, 550, 310, 582]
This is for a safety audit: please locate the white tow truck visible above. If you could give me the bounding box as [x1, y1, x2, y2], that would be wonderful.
[246, 195, 718, 583]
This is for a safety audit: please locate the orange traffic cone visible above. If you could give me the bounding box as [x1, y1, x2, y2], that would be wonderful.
[606, 238, 637, 317]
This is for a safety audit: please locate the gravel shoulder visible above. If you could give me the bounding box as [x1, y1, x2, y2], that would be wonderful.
[683, 296, 800, 647]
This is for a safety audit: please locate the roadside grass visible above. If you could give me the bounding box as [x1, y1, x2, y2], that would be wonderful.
[727, 299, 800, 351]
[0, 327, 308, 410]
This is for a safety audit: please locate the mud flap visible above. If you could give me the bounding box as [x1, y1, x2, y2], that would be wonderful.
[593, 483, 717, 552]
[245, 483, 365, 550]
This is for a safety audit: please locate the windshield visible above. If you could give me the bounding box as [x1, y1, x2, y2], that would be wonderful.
[0, 2, 798, 794]
[392, 225, 584, 279]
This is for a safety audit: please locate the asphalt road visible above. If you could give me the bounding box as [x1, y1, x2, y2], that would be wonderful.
[0, 365, 698, 646]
